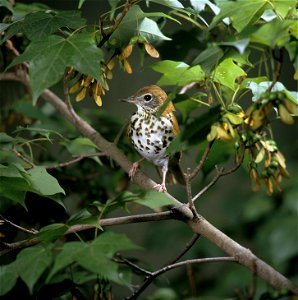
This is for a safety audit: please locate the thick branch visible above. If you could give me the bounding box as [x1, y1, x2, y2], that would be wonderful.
[0, 211, 175, 256]
[188, 217, 298, 293]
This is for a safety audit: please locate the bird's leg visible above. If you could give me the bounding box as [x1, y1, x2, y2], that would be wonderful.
[129, 158, 145, 179]
[154, 165, 167, 192]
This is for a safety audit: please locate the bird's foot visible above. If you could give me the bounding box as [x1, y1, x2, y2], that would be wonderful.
[129, 161, 140, 179]
[153, 183, 167, 193]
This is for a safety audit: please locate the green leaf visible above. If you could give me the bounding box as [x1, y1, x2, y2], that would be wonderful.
[135, 190, 175, 209]
[211, 0, 269, 32]
[48, 232, 139, 286]
[22, 167, 65, 196]
[109, 5, 172, 47]
[65, 137, 99, 155]
[0, 264, 18, 296]
[37, 223, 69, 242]
[192, 46, 224, 74]
[9, 32, 104, 103]
[23, 11, 86, 40]
[0, 132, 15, 143]
[212, 58, 247, 91]
[92, 231, 140, 253]
[251, 19, 294, 48]
[47, 241, 84, 282]
[151, 60, 205, 86]
[0, 177, 27, 206]
[139, 17, 171, 41]
[270, 0, 296, 18]
[148, 0, 184, 8]
[16, 245, 52, 294]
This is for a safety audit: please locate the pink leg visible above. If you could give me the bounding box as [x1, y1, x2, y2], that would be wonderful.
[153, 165, 167, 192]
[129, 158, 144, 179]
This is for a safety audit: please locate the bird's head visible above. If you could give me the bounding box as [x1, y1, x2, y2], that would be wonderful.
[122, 85, 175, 114]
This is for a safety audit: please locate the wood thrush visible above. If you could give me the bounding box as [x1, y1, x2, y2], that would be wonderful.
[122, 85, 184, 192]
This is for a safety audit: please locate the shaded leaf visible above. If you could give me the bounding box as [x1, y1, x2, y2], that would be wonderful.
[23, 11, 86, 40]
[192, 46, 224, 74]
[0, 264, 18, 296]
[47, 231, 138, 286]
[16, 245, 52, 294]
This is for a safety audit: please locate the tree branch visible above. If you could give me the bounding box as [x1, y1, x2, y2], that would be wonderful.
[1, 216, 38, 234]
[189, 141, 214, 181]
[126, 257, 237, 299]
[0, 211, 175, 256]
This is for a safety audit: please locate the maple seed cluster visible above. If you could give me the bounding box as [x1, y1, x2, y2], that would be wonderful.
[118, 41, 160, 74]
[68, 67, 109, 107]
[207, 89, 296, 195]
[68, 41, 159, 106]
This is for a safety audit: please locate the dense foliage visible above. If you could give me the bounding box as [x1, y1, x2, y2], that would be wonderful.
[0, 0, 297, 299]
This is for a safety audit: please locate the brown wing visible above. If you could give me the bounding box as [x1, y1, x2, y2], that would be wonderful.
[161, 102, 180, 136]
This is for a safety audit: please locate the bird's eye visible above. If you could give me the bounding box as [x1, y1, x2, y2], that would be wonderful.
[143, 94, 152, 101]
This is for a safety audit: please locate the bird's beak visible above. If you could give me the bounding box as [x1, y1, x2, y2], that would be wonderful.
[119, 96, 136, 104]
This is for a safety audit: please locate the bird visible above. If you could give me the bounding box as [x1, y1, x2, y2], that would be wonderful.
[121, 85, 184, 192]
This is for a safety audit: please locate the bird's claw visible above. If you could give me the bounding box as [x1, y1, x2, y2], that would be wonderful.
[153, 183, 167, 193]
[129, 162, 140, 179]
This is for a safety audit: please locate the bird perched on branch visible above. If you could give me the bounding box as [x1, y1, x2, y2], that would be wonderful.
[122, 85, 184, 192]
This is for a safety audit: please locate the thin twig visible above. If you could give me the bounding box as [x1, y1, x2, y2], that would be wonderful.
[12, 148, 36, 168]
[189, 141, 214, 180]
[113, 119, 129, 145]
[192, 166, 224, 202]
[221, 150, 244, 176]
[184, 168, 199, 218]
[114, 254, 152, 276]
[43, 152, 107, 169]
[192, 149, 245, 202]
[165, 233, 200, 266]
[98, 0, 133, 48]
[267, 48, 284, 93]
[126, 257, 236, 299]
[1, 216, 38, 234]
